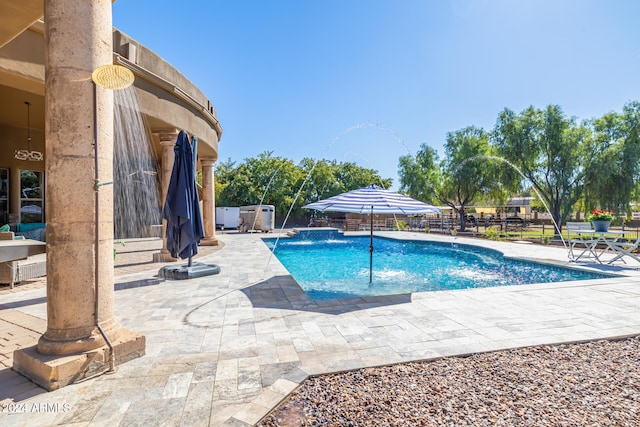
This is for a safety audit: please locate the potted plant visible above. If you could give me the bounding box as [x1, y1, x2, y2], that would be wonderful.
[589, 209, 614, 232]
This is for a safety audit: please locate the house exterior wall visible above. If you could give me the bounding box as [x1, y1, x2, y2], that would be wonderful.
[0, 22, 221, 228]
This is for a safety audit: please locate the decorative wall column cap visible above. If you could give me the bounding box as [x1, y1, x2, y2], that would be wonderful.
[153, 130, 179, 145]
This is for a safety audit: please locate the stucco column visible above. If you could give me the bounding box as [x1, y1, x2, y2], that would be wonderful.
[200, 158, 218, 246]
[153, 131, 179, 262]
[13, 0, 144, 391]
[39, 0, 119, 354]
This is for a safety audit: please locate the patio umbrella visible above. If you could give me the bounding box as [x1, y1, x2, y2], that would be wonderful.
[163, 130, 204, 261]
[303, 184, 440, 283]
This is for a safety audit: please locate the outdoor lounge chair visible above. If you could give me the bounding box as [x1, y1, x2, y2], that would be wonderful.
[0, 253, 46, 289]
[605, 236, 640, 264]
[0, 229, 46, 288]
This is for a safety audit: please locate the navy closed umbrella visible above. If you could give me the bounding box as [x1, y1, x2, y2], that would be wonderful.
[163, 130, 204, 261]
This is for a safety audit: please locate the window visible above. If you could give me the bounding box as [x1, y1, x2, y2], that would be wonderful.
[0, 169, 7, 225]
[20, 169, 44, 223]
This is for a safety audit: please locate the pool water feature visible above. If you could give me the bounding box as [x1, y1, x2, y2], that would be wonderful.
[113, 86, 162, 239]
[263, 232, 611, 300]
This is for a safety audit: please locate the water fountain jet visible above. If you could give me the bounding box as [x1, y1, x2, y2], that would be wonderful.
[453, 154, 567, 249]
[113, 86, 162, 239]
[91, 63, 137, 374]
[250, 162, 285, 233]
[266, 123, 420, 268]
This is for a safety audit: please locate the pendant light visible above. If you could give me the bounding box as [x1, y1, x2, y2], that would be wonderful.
[14, 101, 43, 162]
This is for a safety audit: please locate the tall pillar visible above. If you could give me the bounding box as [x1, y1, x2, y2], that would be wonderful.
[153, 131, 179, 262]
[200, 158, 218, 246]
[13, 0, 145, 391]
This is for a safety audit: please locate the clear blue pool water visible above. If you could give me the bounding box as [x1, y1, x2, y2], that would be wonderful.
[263, 235, 611, 300]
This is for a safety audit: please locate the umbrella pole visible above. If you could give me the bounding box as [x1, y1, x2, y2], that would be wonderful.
[369, 206, 373, 284]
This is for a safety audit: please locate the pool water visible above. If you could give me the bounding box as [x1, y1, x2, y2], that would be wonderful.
[264, 235, 610, 300]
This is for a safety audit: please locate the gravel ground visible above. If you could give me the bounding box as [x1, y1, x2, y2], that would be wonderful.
[259, 336, 640, 426]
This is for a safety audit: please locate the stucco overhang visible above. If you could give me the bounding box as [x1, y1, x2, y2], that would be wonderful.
[0, 0, 43, 49]
[113, 30, 222, 160]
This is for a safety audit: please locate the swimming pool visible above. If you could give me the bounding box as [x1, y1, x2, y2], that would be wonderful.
[264, 233, 611, 300]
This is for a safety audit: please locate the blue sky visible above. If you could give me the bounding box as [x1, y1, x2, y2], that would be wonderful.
[113, 0, 640, 189]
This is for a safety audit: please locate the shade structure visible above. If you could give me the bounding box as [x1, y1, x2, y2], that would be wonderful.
[303, 184, 440, 283]
[163, 130, 204, 260]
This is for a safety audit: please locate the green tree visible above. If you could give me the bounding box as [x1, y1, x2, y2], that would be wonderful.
[493, 105, 590, 233]
[299, 158, 342, 204]
[214, 152, 303, 219]
[398, 144, 440, 204]
[215, 153, 393, 223]
[436, 126, 496, 231]
[213, 158, 237, 207]
[334, 162, 392, 193]
[299, 159, 392, 208]
[585, 102, 640, 218]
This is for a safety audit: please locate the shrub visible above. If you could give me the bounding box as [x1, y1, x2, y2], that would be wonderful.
[484, 227, 502, 241]
[393, 220, 408, 231]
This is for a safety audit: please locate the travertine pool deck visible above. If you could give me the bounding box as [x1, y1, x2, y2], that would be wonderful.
[1, 231, 640, 426]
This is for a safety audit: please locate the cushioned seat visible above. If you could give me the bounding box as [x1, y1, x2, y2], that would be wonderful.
[15, 223, 46, 242]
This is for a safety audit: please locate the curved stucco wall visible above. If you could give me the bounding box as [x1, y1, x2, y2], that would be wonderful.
[112, 30, 221, 160]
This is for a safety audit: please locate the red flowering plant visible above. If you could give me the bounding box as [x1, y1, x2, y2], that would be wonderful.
[589, 209, 614, 222]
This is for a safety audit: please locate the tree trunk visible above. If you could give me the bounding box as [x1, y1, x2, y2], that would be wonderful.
[552, 203, 562, 235]
[459, 208, 467, 232]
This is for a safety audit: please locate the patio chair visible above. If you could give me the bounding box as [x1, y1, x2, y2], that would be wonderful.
[566, 222, 596, 261]
[605, 236, 640, 264]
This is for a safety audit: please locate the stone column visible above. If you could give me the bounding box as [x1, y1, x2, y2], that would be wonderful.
[200, 158, 218, 246]
[153, 131, 179, 262]
[13, 0, 144, 391]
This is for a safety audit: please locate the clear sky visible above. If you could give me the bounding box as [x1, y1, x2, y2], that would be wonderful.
[113, 0, 640, 189]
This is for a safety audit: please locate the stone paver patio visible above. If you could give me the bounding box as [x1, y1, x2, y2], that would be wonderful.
[1, 231, 640, 426]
